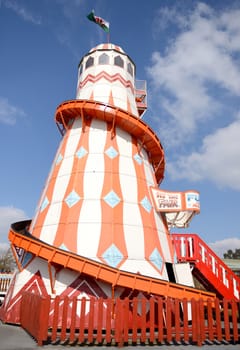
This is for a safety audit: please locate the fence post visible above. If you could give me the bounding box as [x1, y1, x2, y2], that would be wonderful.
[182, 298, 189, 343]
[157, 297, 164, 344]
[140, 297, 147, 343]
[97, 297, 103, 344]
[88, 297, 95, 344]
[37, 295, 50, 346]
[198, 299, 205, 346]
[78, 297, 86, 344]
[223, 299, 231, 342]
[105, 298, 112, 344]
[214, 298, 222, 342]
[123, 297, 129, 344]
[60, 296, 69, 342]
[231, 300, 239, 343]
[131, 297, 138, 343]
[149, 297, 155, 344]
[207, 298, 214, 341]
[166, 298, 172, 343]
[191, 298, 197, 344]
[114, 298, 123, 346]
[69, 296, 77, 344]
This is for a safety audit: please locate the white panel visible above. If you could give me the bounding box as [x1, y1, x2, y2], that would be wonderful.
[173, 263, 195, 287]
[40, 119, 82, 244]
[77, 119, 107, 257]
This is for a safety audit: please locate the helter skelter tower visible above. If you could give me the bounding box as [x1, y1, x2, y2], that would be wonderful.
[1, 43, 205, 324]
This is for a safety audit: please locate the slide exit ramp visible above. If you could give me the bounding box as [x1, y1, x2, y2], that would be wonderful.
[8, 221, 215, 301]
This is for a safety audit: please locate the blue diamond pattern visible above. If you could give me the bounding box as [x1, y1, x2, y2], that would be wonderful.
[104, 190, 120, 208]
[105, 146, 118, 159]
[76, 146, 88, 159]
[149, 248, 163, 270]
[140, 196, 152, 213]
[40, 196, 49, 212]
[102, 244, 123, 267]
[56, 153, 63, 165]
[134, 153, 143, 165]
[65, 190, 80, 208]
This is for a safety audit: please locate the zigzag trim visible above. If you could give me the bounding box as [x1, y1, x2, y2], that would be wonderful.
[78, 72, 134, 93]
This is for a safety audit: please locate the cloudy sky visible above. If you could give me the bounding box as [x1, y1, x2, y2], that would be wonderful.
[0, 0, 240, 257]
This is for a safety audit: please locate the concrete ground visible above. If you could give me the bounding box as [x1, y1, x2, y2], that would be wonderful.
[0, 321, 240, 349]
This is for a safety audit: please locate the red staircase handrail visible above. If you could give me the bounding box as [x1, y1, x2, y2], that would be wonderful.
[172, 233, 240, 300]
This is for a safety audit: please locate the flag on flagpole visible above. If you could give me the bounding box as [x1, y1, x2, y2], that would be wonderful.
[87, 10, 110, 33]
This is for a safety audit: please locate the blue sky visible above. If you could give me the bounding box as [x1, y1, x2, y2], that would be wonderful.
[0, 0, 240, 257]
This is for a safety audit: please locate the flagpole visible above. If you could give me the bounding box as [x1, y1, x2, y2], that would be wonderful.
[107, 32, 110, 43]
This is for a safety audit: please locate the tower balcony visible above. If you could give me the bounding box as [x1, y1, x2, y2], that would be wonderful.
[135, 80, 147, 118]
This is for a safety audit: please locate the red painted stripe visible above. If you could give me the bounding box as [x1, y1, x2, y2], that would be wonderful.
[78, 72, 134, 93]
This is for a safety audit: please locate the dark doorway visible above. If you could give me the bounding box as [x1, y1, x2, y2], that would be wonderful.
[166, 262, 176, 283]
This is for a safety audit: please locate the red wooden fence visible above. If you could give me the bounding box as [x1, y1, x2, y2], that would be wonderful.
[20, 293, 240, 346]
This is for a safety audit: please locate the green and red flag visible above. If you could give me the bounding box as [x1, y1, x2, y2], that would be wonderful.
[87, 10, 110, 33]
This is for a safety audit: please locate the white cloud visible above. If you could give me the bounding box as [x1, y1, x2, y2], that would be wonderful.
[0, 206, 29, 245]
[2, 0, 41, 25]
[0, 97, 26, 125]
[148, 3, 240, 146]
[167, 118, 240, 190]
[209, 237, 240, 258]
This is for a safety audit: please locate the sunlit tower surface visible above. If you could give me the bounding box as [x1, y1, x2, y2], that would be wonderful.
[1, 43, 208, 324]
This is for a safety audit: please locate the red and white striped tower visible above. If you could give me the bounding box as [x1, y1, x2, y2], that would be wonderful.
[1, 43, 196, 324]
[30, 43, 173, 279]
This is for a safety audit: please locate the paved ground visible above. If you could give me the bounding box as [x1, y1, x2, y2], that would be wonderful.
[1, 321, 240, 349]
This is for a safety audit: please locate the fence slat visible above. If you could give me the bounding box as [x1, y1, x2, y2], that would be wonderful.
[114, 298, 123, 345]
[78, 297, 86, 344]
[198, 299, 205, 346]
[97, 297, 103, 344]
[207, 298, 214, 341]
[105, 298, 112, 344]
[87, 297, 95, 344]
[182, 298, 189, 343]
[215, 298, 222, 341]
[123, 297, 129, 343]
[157, 297, 164, 343]
[69, 297, 77, 344]
[60, 296, 69, 342]
[166, 298, 172, 343]
[223, 299, 231, 342]
[51, 295, 60, 343]
[140, 297, 147, 343]
[191, 298, 197, 343]
[149, 297, 155, 343]
[132, 297, 138, 343]
[38, 295, 51, 346]
[231, 300, 239, 342]
[174, 299, 181, 343]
